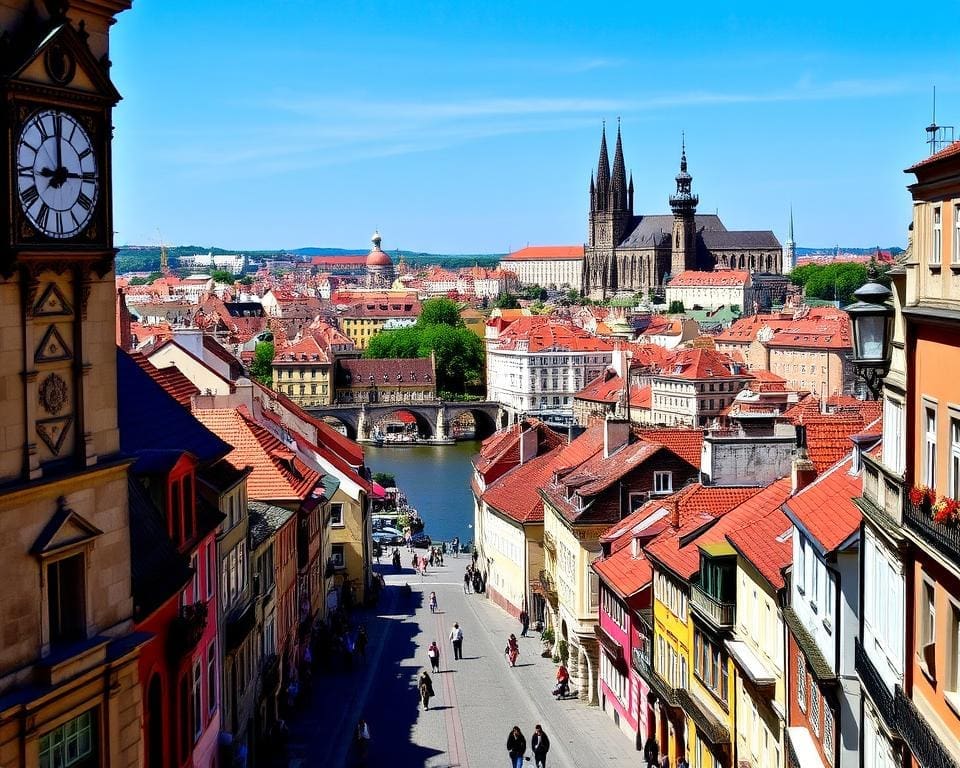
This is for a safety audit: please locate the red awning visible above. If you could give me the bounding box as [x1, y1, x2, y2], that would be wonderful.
[371, 482, 387, 499]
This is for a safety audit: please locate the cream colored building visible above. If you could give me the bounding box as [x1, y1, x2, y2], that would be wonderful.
[664, 269, 754, 313]
[0, 3, 142, 767]
[499, 245, 585, 289]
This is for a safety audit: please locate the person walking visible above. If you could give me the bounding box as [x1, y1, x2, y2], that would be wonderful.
[463, 569, 471, 594]
[519, 608, 529, 637]
[418, 670, 435, 710]
[354, 719, 371, 765]
[449, 622, 464, 660]
[453, 536, 460, 558]
[356, 626, 368, 664]
[506, 726, 526, 768]
[642, 735, 659, 768]
[531, 724, 550, 768]
[429, 591, 438, 613]
[427, 641, 441, 673]
[504, 634, 520, 667]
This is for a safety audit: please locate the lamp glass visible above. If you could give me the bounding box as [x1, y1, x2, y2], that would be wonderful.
[855, 314, 886, 362]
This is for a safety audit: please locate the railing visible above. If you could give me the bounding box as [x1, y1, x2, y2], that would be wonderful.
[168, 601, 208, 659]
[854, 637, 896, 732]
[893, 686, 960, 768]
[632, 648, 680, 708]
[903, 498, 960, 564]
[632, 647, 651, 676]
[690, 582, 735, 630]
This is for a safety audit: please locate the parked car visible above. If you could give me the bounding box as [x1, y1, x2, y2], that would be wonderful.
[377, 526, 404, 538]
[411, 532, 432, 549]
[373, 531, 403, 546]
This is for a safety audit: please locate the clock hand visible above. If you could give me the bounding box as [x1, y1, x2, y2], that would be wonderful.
[54, 114, 62, 172]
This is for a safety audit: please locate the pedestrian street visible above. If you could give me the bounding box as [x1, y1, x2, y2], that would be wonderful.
[279, 556, 639, 767]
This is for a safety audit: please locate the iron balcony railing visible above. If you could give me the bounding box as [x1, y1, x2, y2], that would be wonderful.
[893, 686, 960, 768]
[690, 581, 736, 630]
[903, 498, 960, 565]
[632, 647, 680, 708]
[854, 637, 896, 733]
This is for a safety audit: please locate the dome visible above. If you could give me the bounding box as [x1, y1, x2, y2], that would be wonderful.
[366, 229, 394, 268]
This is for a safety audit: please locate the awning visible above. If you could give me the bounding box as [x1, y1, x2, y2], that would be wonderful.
[370, 482, 386, 500]
[322, 474, 342, 499]
[594, 625, 628, 674]
[725, 639, 776, 687]
[785, 727, 829, 768]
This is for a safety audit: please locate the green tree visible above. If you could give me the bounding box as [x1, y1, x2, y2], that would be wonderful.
[372, 472, 396, 487]
[238, 275, 254, 286]
[211, 269, 238, 284]
[249, 341, 275, 386]
[668, 300, 685, 314]
[417, 297, 463, 328]
[495, 293, 520, 309]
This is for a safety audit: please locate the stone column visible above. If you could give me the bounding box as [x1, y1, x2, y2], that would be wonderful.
[435, 405, 446, 439]
[357, 407, 369, 442]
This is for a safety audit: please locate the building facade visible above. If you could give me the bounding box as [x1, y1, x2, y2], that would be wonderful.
[498, 246, 585, 290]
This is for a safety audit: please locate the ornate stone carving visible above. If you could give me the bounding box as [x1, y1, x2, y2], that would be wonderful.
[36, 415, 72, 456]
[38, 372, 68, 415]
[35, 325, 73, 363]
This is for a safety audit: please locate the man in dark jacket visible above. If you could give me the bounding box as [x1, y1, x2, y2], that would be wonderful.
[643, 735, 659, 768]
[531, 724, 550, 768]
[507, 726, 526, 768]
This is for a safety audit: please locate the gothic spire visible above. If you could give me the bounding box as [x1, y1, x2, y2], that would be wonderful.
[669, 133, 698, 215]
[787, 206, 795, 244]
[610, 119, 628, 211]
[628, 172, 634, 212]
[595, 122, 610, 211]
[590, 173, 596, 213]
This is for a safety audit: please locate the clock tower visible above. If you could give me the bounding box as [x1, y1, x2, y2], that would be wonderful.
[0, 3, 143, 766]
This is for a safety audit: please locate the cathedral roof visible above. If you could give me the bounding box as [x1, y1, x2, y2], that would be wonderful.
[618, 214, 726, 249]
[700, 229, 781, 250]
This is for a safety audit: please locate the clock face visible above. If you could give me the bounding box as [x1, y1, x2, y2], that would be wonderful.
[17, 109, 99, 239]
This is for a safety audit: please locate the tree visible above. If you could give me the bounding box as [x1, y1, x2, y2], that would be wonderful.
[417, 297, 463, 328]
[372, 472, 396, 487]
[789, 261, 890, 306]
[238, 275, 254, 286]
[211, 269, 238, 284]
[668, 300, 685, 314]
[249, 341, 275, 386]
[495, 293, 520, 309]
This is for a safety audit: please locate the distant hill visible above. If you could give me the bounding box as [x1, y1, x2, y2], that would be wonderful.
[796, 246, 905, 256]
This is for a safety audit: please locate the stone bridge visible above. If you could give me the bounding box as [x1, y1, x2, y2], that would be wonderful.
[306, 400, 507, 442]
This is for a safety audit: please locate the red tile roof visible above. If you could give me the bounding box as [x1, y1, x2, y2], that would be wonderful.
[594, 544, 653, 599]
[274, 334, 330, 364]
[643, 485, 765, 579]
[631, 385, 652, 410]
[575, 369, 624, 404]
[658, 348, 746, 380]
[472, 419, 566, 481]
[804, 414, 878, 472]
[668, 270, 750, 287]
[194, 407, 322, 503]
[635, 428, 704, 466]
[906, 140, 960, 172]
[501, 245, 585, 261]
[482, 448, 562, 524]
[783, 455, 861, 552]
[128, 351, 199, 408]
[492, 317, 614, 353]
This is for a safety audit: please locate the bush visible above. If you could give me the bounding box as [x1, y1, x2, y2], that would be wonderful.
[540, 627, 555, 644]
[668, 300, 685, 314]
[557, 639, 569, 664]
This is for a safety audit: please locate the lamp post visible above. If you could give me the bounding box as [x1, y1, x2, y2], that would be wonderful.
[844, 275, 894, 400]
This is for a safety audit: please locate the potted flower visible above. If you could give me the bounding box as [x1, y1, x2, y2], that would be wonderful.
[909, 485, 936, 514]
[540, 627, 555, 658]
[932, 496, 960, 525]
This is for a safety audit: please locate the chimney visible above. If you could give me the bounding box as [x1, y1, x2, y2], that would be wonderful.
[665, 498, 680, 529]
[604, 416, 631, 458]
[791, 424, 817, 494]
[519, 424, 538, 466]
[116, 288, 133, 351]
[173, 327, 205, 360]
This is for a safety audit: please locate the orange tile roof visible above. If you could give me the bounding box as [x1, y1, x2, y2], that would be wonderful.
[631, 385, 652, 410]
[194, 407, 322, 503]
[128, 351, 199, 408]
[575, 369, 623, 404]
[804, 414, 879, 472]
[906, 140, 960, 172]
[658, 348, 746, 380]
[635, 428, 704, 466]
[482, 447, 562, 524]
[274, 334, 331, 364]
[593, 545, 653, 599]
[643, 485, 765, 579]
[502, 245, 584, 261]
[783, 455, 861, 552]
[493, 316, 614, 353]
[668, 270, 750, 286]
[472, 419, 565, 480]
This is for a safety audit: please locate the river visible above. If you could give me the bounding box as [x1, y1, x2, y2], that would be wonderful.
[364, 440, 481, 546]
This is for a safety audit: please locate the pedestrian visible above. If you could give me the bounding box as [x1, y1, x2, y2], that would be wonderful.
[411, 551, 418, 569]
[553, 663, 570, 698]
[354, 718, 371, 764]
[449, 622, 464, 660]
[472, 571, 482, 594]
[463, 569, 471, 594]
[519, 607, 529, 637]
[506, 726, 526, 768]
[429, 548, 436, 567]
[427, 641, 441, 673]
[677, 756, 690, 768]
[453, 536, 460, 558]
[472, 549, 479, 566]
[531, 724, 550, 768]
[418, 670, 435, 710]
[643, 735, 659, 768]
[429, 591, 438, 613]
[392, 548, 401, 572]
[504, 634, 519, 667]
[356, 626, 368, 664]
[438, 547, 444, 566]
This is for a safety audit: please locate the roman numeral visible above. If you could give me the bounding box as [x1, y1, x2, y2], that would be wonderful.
[77, 192, 93, 211]
[37, 203, 50, 230]
[81, 171, 96, 181]
[77, 148, 92, 160]
[18, 165, 34, 177]
[69, 209, 79, 229]
[37, 119, 50, 140]
[55, 211, 63, 233]
[20, 184, 39, 206]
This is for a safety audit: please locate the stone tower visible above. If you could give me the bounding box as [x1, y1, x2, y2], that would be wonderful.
[669, 137, 699, 277]
[785, 207, 796, 272]
[588, 122, 633, 251]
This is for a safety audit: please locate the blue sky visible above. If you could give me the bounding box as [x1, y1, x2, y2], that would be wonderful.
[110, 1, 958, 253]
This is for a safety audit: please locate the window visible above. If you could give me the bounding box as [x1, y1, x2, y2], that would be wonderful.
[206, 541, 215, 599]
[882, 398, 905, 474]
[192, 659, 202, 740]
[191, 553, 199, 602]
[797, 654, 806, 712]
[933, 206, 942, 265]
[654, 471, 673, 494]
[949, 603, 960, 697]
[330, 503, 344, 527]
[797, 536, 806, 595]
[824, 705, 835, 765]
[693, 628, 729, 704]
[920, 577, 937, 678]
[39, 710, 96, 768]
[824, 570, 836, 629]
[207, 643, 217, 715]
[331, 544, 345, 569]
[925, 405, 938, 487]
[48, 554, 86, 645]
[951, 417, 960, 500]
[811, 685, 820, 736]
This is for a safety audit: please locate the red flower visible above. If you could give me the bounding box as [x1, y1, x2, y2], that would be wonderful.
[909, 485, 930, 507]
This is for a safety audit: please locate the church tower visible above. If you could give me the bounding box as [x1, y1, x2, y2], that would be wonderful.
[785, 207, 796, 272]
[669, 137, 699, 277]
[588, 122, 633, 250]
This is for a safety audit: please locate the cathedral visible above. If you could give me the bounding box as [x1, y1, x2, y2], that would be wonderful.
[583, 125, 783, 299]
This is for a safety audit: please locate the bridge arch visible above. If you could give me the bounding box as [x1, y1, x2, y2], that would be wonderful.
[444, 406, 499, 440]
[319, 412, 360, 440]
[372, 408, 437, 440]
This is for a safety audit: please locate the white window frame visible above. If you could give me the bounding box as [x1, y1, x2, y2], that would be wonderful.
[192, 658, 202, 741]
[947, 601, 960, 703]
[933, 205, 943, 265]
[331, 544, 345, 569]
[824, 704, 835, 765]
[950, 414, 960, 500]
[925, 402, 938, 488]
[954, 203, 960, 265]
[882, 397, 905, 474]
[811, 684, 821, 736]
[797, 654, 807, 712]
[654, 471, 673, 494]
[330, 502, 344, 527]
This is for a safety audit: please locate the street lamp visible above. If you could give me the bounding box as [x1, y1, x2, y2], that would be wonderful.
[844, 277, 894, 400]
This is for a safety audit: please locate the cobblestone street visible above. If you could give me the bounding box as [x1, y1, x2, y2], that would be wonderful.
[279, 558, 640, 767]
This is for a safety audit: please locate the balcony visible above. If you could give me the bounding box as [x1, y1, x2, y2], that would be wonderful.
[691, 581, 735, 630]
[168, 601, 208, 659]
[854, 637, 895, 733]
[903, 498, 960, 565]
[893, 686, 959, 768]
[632, 648, 680, 709]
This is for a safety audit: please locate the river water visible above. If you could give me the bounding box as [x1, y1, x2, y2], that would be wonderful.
[364, 440, 481, 547]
